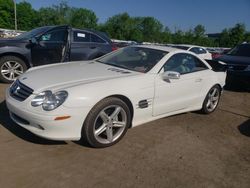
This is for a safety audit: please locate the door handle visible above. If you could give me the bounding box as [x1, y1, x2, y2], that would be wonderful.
[90, 46, 97, 49]
[195, 78, 203, 82]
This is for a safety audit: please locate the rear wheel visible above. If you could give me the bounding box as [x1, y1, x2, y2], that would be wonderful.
[201, 85, 221, 114]
[0, 56, 27, 83]
[82, 97, 131, 148]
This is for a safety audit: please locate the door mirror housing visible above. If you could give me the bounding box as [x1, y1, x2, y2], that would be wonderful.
[30, 37, 38, 44]
[161, 71, 180, 80]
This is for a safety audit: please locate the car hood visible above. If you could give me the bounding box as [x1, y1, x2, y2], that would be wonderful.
[18, 61, 139, 93]
[0, 38, 27, 46]
[216, 55, 250, 65]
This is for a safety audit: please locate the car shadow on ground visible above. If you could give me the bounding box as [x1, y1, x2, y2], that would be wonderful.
[238, 119, 250, 137]
[73, 139, 92, 148]
[0, 100, 67, 145]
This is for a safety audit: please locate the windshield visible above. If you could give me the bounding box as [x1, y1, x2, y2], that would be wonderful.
[97, 47, 168, 73]
[227, 44, 250, 57]
[15, 26, 53, 40]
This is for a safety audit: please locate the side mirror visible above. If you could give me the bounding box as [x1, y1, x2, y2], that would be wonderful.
[30, 37, 38, 44]
[161, 71, 180, 81]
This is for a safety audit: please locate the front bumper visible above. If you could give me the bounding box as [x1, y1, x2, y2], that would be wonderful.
[5, 89, 90, 141]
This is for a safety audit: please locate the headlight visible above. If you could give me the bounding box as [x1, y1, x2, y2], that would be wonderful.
[31, 90, 68, 111]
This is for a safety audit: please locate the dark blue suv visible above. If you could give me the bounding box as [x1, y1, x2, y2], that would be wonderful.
[0, 25, 112, 83]
[216, 43, 250, 89]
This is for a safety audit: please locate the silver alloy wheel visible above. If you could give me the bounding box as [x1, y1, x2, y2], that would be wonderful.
[93, 105, 127, 144]
[206, 87, 220, 112]
[1, 61, 24, 81]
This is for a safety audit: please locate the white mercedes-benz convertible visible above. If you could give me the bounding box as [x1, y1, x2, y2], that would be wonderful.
[5, 46, 227, 147]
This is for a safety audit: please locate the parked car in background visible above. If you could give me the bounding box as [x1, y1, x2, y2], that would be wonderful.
[215, 43, 250, 89]
[0, 25, 113, 83]
[207, 48, 231, 59]
[6, 45, 226, 148]
[171, 44, 212, 60]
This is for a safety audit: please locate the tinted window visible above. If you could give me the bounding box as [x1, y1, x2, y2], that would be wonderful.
[97, 47, 168, 73]
[40, 29, 67, 42]
[190, 47, 207, 54]
[227, 44, 250, 57]
[15, 26, 53, 40]
[91, 34, 106, 43]
[163, 53, 208, 74]
[73, 31, 90, 42]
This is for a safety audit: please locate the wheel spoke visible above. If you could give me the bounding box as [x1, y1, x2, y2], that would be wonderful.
[113, 121, 126, 128]
[212, 96, 219, 102]
[211, 89, 217, 96]
[10, 72, 15, 80]
[14, 70, 23, 75]
[99, 111, 109, 123]
[5, 62, 12, 68]
[110, 106, 121, 119]
[1, 69, 10, 74]
[95, 123, 107, 136]
[13, 63, 21, 69]
[106, 128, 113, 142]
[209, 102, 215, 109]
[206, 100, 211, 108]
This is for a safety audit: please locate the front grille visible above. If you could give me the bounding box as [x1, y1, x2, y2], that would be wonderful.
[10, 80, 33, 101]
[228, 64, 248, 71]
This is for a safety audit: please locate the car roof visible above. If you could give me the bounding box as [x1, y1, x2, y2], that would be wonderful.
[41, 25, 111, 43]
[134, 45, 185, 53]
[172, 44, 204, 48]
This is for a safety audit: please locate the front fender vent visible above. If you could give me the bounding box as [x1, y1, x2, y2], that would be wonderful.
[138, 100, 149, 109]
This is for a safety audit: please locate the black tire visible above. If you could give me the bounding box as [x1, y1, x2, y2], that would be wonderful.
[82, 97, 131, 148]
[201, 85, 221, 114]
[0, 56, 27, 83]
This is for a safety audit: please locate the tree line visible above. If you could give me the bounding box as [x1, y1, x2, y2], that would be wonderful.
[0, 0, 249, 47]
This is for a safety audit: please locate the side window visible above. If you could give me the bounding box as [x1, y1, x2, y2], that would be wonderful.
[189, 47, 199, 54]
[190, 47, 207, 54]
[40, 29, 67, 42]
[198, 48, 207, 54]
[73, 31, 90, 42]
[162, 53, 208, 74]
[91, 34, 106, 43]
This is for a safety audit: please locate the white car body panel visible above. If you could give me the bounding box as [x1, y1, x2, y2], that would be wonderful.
[5, 45, 226, 141]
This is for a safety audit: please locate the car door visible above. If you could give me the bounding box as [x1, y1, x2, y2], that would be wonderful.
[31, 27, 68, 66]
[153, 53, 209, 116]
[70, 30, 99, 61]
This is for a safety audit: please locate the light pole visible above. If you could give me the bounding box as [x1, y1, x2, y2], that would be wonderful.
[13, 0, 17, 31]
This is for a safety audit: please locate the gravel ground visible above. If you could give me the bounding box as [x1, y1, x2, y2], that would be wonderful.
[0, 83, 249, 188]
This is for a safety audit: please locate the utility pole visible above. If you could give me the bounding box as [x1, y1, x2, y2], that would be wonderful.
[13, 0, 17, 31]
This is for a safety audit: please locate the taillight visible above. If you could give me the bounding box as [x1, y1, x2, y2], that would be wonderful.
[212, 53, 222, 59]
[112, 44, 118, 51]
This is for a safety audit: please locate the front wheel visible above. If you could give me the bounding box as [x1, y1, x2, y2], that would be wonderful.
[0, 56, 27, 83]
[201, 85, 221, 114]
[82, 97, 131, 148]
